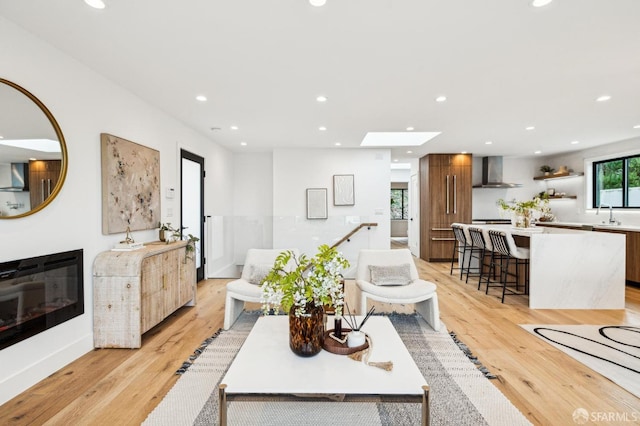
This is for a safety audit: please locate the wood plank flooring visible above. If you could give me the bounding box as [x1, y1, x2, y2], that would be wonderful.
[1, 254, 638, 425]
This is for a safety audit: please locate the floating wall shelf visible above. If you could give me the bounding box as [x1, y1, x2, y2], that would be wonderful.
[533, 172, 584, 181]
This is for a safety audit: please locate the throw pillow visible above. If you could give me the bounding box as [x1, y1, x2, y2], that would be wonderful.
[247, 264, 273, 285]
[369, 264, 412, 286]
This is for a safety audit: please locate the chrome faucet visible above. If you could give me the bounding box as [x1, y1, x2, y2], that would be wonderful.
[596, 203, 617, 224]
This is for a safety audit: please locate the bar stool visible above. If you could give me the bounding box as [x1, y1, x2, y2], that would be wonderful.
[467, 226, 492, 286]
[450, 223, 477, 280]
[486, 229, 530, 303]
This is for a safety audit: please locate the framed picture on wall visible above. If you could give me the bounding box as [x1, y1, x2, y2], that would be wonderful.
[306, 188, 328, 219]
[333, 174, 355, 206]
[100, 133, 160, 234]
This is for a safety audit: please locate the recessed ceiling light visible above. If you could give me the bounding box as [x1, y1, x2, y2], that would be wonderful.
[525, 126, 535, 130]
[334, 142, 342, 146]
[240, 142, 247, 146]
[531, 0, 553, 7]
[435, 96, 447, 102]
[461, 151, 467, 154]
[596, 95, 611, 102]
[316, 95, 327, 102]
[230, 126, 239, 130]
[633, 124, 640, 129]
[318, 126, 327, 131]
[84, 0, 106, 9]
[485, 141, 493, 145]
[406, 127, 414, 131]
[393, 159, 399, 162]
[534, 150, 542, 154]
[0, 135, 3, 139]
[571, 140, 580, 145]
[196, 95, 207, 102]
[309, 0, 326, 6]
[406, 150, 413, 154]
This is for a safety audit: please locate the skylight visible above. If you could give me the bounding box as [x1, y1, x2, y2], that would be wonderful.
[0, 139, 61, 153]
[360, 132, 440, 147]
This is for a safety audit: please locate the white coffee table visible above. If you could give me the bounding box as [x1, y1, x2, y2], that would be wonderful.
[219, 315, 430, 425]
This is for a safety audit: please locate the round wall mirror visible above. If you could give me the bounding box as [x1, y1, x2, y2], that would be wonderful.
[0, 78, 68, 219]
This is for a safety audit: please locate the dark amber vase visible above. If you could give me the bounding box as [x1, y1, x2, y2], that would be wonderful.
[289, 304, 324, 357]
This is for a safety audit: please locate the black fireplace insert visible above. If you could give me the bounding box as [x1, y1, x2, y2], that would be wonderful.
[0, 249, 84, 350]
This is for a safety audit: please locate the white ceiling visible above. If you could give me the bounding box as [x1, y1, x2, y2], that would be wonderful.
[2, 0, 639, 162]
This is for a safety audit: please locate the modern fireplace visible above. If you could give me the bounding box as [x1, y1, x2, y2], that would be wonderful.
[0, 249, 84, 350]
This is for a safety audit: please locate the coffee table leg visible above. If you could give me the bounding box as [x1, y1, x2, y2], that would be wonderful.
[219, 384, 227, 426]
[422, 385, 430, 426]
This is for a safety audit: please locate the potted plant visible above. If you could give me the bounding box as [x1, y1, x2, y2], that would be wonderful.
[539, 165, 554, 176]
[498, 196, 550, 228]
[159, 222, 179, 243]
[261, 244, 349, 357]
[184, 233, 199, 261]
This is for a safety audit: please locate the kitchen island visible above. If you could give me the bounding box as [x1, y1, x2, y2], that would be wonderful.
[473, 225, 625, 309]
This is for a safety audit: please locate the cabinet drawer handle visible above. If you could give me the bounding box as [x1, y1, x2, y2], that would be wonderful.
[126, 283, 131, 289]
[453, 174, 457, 214]
[431, 228, 453, 231]
[432, 237, 456, 241]
[446, 175, 450, 215]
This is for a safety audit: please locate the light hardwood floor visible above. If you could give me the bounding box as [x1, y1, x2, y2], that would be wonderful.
[1, 256, 638, 425]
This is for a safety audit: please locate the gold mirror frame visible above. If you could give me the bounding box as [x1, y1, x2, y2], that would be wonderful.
[0, 78, 68, 219]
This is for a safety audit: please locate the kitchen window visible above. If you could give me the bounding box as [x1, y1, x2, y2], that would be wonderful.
[592, 154, 640, 208]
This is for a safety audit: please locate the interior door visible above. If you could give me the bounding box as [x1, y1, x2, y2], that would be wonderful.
[408, 173, 420, 257]
[180, 149, 205, 282]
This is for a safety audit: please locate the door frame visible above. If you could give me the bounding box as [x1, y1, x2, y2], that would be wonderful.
[180, 149, 205, 282]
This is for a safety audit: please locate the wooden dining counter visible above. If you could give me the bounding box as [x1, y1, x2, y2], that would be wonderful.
[471, 225, 626, 309]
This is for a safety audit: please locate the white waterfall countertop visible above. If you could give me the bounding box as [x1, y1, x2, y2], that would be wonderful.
[471, 224, 626, 309]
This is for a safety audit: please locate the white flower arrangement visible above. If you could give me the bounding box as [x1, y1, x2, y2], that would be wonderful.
[260, 244, 349, 317]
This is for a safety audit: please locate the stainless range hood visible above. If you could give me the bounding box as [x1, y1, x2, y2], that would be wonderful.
[472, 156, 522, 188]
[0, 163, 29, 192]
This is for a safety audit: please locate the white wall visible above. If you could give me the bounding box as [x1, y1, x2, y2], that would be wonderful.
[228, 152, 274, 274]
[472, 156, 540, 219]
[0, 17, 234, 404]
[470, 140, 640, 227]
[272, 149, 391, 277]
[540, 137, 640, 226]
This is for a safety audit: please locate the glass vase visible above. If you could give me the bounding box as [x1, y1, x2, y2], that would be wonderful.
[289, 304, 324, 357]
[514, 210, 533, 228]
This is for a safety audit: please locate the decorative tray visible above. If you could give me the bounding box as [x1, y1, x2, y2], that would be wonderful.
[322, 328, 369, 355]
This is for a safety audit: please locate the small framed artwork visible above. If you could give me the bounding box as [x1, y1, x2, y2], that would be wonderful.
[333, 174, 355, 206]
[547, 188, 556, 196]
[306, 188, 328, 219]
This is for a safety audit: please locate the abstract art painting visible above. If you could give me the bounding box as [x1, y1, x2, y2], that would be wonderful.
[101, 133, 160, 234]
[306, 188, 327, 219]
[333, 174, 354, 206]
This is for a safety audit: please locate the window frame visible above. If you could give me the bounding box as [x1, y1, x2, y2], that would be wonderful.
[592, 153, 640, 209]
[390, 188, 409, 220]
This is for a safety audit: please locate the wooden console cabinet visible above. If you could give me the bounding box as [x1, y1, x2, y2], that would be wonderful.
[93, 241, 196, 348]
[419, 154, 472, 261]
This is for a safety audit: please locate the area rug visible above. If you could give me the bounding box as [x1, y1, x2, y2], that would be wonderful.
[143, 313, 531, 426]
[520, 324, 640, 398]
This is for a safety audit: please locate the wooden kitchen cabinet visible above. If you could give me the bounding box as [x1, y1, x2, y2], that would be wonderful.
[93, 241, 196, 348]
[420, 154, 472, 261]
[29, 159, 61, 210]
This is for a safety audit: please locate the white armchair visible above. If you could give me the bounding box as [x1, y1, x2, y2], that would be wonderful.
[224, 248, 298, 330]
[355, 249, 441, 331]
